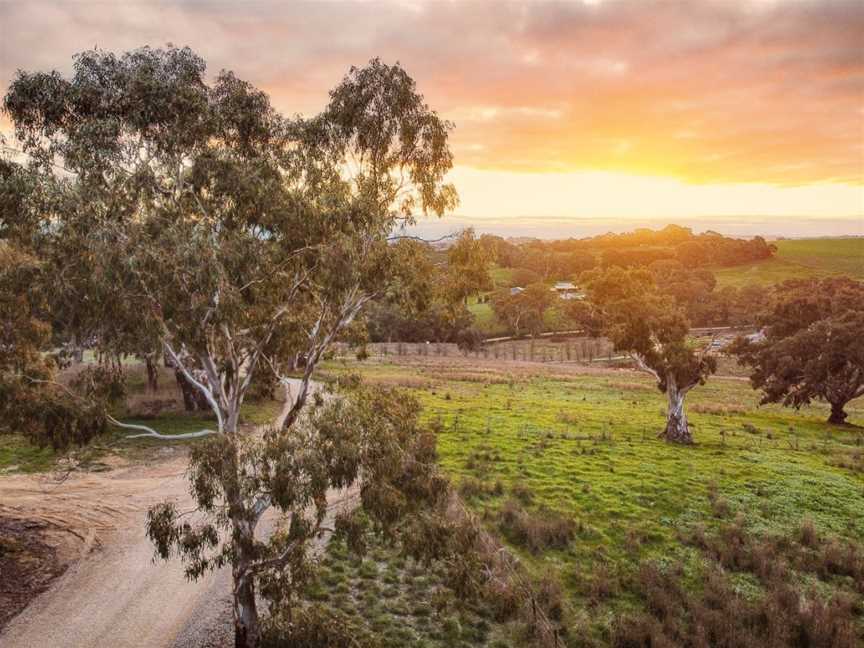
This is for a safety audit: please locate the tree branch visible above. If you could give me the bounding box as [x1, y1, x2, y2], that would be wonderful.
[106, 415, 217, 440]
[164, 342, 225, 433]
[630, 353, 661, 383]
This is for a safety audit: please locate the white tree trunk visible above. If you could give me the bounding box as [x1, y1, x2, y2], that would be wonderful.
[231, 522, 259, 648]
[664, 377, 693, 444]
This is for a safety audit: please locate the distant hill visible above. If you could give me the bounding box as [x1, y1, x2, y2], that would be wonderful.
[714, 237, 863, 288]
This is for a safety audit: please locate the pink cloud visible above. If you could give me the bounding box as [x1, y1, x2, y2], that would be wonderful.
[1, 0, 861, 183]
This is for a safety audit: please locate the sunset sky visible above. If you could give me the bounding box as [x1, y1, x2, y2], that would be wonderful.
[1, 0, 862, 237]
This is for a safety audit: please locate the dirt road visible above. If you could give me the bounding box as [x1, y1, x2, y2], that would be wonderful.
[0, 449, 235, 648]
[0, 380, 355, 648]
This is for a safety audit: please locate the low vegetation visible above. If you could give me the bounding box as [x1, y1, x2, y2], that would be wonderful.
[1, 35, 861, 648]
[264, 524, 516, 648]
[322, 357, 864, 644]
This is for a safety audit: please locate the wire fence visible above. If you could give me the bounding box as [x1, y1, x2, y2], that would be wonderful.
[341, 337, 619, 365]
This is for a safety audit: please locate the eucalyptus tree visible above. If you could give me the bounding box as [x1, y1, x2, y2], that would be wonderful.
[731, 277, 864, 425]
[0, 156, 119, 448]
[4, 47, 457, 645]
[575, 266, 717, 443]
[492, 282, 553, 337]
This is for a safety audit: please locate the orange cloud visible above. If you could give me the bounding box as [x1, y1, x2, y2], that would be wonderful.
[1, 0, 861, 187]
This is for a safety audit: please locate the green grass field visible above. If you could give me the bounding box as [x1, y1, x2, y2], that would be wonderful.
[4, 355, 862, 644]
[715, 237, 863, 288]
[322, 357, 864, 644]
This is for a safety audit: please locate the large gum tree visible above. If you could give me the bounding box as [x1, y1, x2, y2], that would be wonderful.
[731, 277, 864, 425]
[574, 266, 717, 444]
[4, 47, 457, 646]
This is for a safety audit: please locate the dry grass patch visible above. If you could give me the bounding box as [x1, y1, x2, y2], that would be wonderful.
[691, 403, 748, 416]
[497, 499, 577, 554]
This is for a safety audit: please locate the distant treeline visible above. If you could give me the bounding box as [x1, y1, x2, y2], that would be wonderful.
[481, 224, 775, 280]
[366, 225, 779, 342]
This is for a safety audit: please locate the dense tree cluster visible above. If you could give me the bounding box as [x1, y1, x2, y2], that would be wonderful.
[480, 235, 596, 281]
[487, 225, 774, 288]
[646, 260, 769, 327]
[491, 283, 554, 338]
[364, 229, 487, 347]
[562, 225, 774, 269]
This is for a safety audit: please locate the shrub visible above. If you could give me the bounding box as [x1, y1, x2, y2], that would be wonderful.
[484, 578, 522, 622]
[510, 483, 534, 504]
[624, 521, 864, 648]
[797, 518, 819, 548]
[458, 477, 503, 500]
[497, 500, 576, 554]
[535, 571, 565, 621]
[261, 605, 380, 648]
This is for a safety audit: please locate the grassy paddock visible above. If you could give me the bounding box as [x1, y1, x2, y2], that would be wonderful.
[295, 527, 521, 648]
[714, 237, 863, 288]
[322, 356, 864, 644]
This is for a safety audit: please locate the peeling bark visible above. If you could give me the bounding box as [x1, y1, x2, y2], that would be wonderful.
[663, 378, 693, 444]
[232, 552, 259, 648]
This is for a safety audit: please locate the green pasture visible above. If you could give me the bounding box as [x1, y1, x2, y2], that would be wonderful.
[326, 359, 864, 642]
[715, 237, 863, 287]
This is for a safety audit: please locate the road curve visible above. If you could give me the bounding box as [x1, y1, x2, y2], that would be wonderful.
[0, 378, 348, 648]
[0, 451, 235, 648]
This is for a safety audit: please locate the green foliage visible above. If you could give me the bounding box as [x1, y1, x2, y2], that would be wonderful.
[147, 382, 452, 611]
[442, 228, 494, 305]
[365, 235, 484, 346]
[0, 243, 114, 449]
[491, 283, 554, 337]
[4, 46, 459, 646]
[577, 266, 716, 421]
[731, 277, 864, 424]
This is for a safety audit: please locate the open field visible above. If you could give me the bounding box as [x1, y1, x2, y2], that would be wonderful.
[715, 237, 863, 288]
[320, 355, 864, 645]
[3, 356, 862, 646]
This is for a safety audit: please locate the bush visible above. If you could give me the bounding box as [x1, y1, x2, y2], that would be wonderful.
[618, 521, 864, 648]
[458, 477, 503, 500]
[497, 500, 576, 554]
[261, 605, 380, 648]
[484, 578, 522, 622]
[535, 571, 565, 621]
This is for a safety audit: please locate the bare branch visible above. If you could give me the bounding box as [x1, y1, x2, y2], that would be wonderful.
[107, 415, 217, 440]
[386, 232, 459, 244]
[630, 352, 662, 383]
